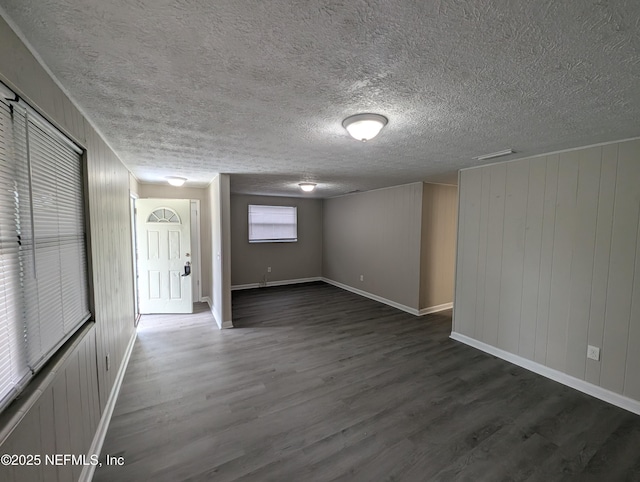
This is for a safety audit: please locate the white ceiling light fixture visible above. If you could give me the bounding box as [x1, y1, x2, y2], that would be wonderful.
[166, 176, 187, 187]
[473, 149, 515, 161]
[343, 113, 388, 142]
[299, 182, 317, 192]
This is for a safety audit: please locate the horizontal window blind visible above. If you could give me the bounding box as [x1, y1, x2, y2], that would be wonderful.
[0, 93, 90, 413]
[0, 98, 30, 411]
[248, 205, 297, 243]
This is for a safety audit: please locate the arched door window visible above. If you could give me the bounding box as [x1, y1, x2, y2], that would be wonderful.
[147, 208, 181, 223]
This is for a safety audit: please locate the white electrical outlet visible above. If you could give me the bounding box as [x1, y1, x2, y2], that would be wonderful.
[267, 266, 271, 273]
[587, 345, 600, 361]
[360, 275, 364, 281]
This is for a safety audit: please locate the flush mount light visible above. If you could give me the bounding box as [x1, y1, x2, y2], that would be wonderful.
[342, 113, 388, 142]
[299, 182, 317, 192]
[166, 176, 187, 187]
[473, 149, 515, 161]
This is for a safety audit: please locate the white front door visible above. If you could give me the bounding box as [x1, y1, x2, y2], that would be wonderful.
[136, 199, 193, 314]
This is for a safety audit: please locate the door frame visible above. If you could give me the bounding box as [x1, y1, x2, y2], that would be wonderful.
[190, 199, 202, 302]
[130, 193, 141, 325]
[135, 198, 193, 314]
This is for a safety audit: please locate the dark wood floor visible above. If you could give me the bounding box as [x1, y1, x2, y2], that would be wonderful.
[94, 282, 640, 481]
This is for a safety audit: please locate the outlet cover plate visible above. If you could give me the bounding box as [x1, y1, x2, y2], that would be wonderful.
[587, 345, 600, 361]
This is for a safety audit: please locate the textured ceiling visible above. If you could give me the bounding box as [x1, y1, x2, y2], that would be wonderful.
[1, 1, 639, 197]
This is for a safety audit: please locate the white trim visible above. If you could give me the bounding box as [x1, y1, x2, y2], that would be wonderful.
[79, 329, 137, 482]
[9, 98, 83, 154]
[221, 319, 234, 329]
[231, 283, 261, 291]
[190, 200, 202, 302]
[322, 278, 420, 316]
[231, 277, 322, 291]
[450, 332, 640, 416]
[328, 181, 424, 199]
[418, 302, 453, 315]
[203, 296, 233, 329]
[0, 80, 16, 100]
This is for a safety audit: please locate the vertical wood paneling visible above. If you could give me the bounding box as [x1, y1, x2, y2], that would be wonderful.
[52, 374, 74, 481]
[77, 341, 92, 450]
[456, 139, 640, 406]
[3, 409, 43, 481]
[535, 155, 559, 364]
[88, 330, 101, 433]
[474, 168, 491, 341]
[86, 126, 136, 410]
[482, 163, 507, 346]
[38, 389, 58, 482]
[456, 170, 481, 336]
[519, 159, 546, 359]
[626, 208, 640, 399]
[546, 152, 579, 371]
[498, 160, 529, 353]
[453, 175, 466, 333]
[601, 141, 640, 393]
[65, 357, 83, 481]
[564, 147, 601, 379]
[586, 146, 617, 384]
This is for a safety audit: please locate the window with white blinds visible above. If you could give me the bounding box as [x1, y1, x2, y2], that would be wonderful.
[0, 92, 90, 413]
[248, 205, 298, 243]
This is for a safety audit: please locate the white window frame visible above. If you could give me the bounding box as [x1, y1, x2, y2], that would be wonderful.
[248, 205, 298, 243]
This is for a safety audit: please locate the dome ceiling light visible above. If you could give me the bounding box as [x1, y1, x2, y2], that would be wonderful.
[342, 113, 388, 142]
[166, 176, 187, 186]
[298, 182, 317, 192]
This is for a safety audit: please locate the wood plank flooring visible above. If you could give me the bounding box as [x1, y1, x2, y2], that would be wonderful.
[94, 282, 640, 481]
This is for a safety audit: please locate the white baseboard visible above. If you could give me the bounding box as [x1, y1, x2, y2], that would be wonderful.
[211, 303, 233, 329]
[321, 277, 420, 316]
[202, 296, 232, 329]
[80, 329, 137, 482]
[221, 319, 233, 329]
[419, 302, 453, 315]
[231, 277, 322, 291]
[450, 331, 640, 416]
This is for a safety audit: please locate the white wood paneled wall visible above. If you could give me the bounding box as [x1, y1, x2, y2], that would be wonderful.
[0, 16, 136, 482]
[0, 328, 100, 481]
[454, 139, 640, 401]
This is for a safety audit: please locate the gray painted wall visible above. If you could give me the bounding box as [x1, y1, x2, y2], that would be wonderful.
[323, 183, 423, 311]
[0, 15, 136, 481]
[420, 183, 458, 310]
[454, 139, 640, 402]
[231, 194, 323, 286]
[138, 183, 212, 300]
[208, 175, 232, 327]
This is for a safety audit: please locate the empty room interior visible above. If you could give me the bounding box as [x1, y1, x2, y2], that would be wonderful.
[0, 1, 639, 481]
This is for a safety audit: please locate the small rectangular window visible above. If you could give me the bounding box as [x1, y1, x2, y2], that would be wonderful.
[248, 205, 297, 243]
